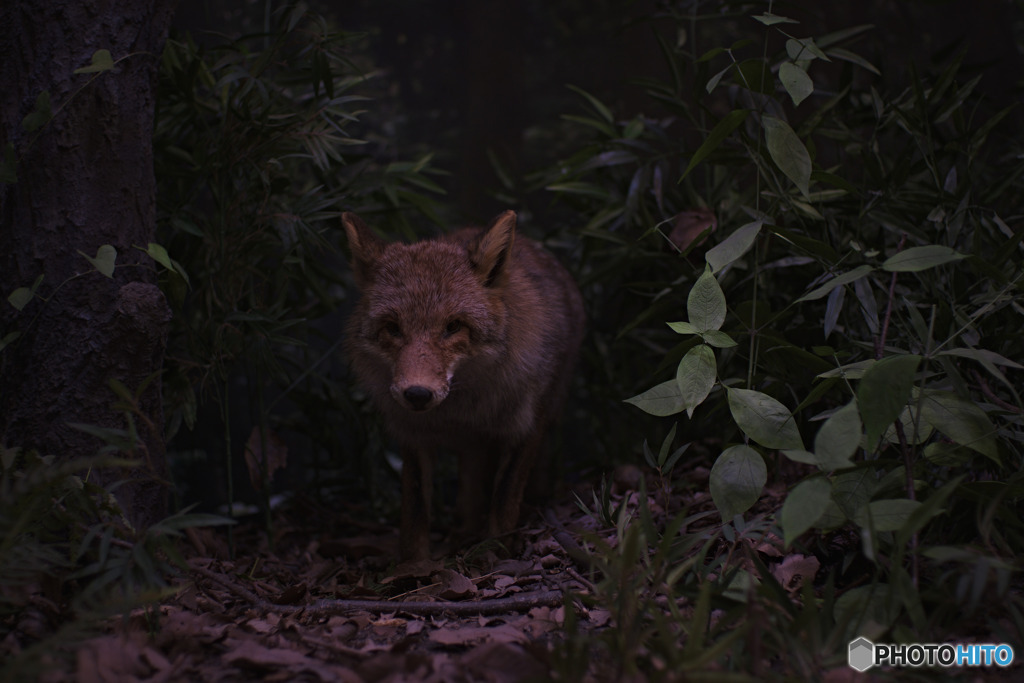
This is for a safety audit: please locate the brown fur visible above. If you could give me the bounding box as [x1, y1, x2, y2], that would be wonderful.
[342, 210, 585, 560]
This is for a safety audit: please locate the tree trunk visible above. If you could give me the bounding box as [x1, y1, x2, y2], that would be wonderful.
[0, 1, 177, 529]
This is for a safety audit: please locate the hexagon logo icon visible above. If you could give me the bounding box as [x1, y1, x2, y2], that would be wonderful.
[848, 637, 875, 672]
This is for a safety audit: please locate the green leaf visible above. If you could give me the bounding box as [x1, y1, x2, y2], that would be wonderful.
[814, 400, 861, 469]
[688, 264, 726, 332]
[705, 220, 761, 273]
[781, 478, 832, 546]
[919, 390, 999, 463]
[752, 13, 798, 26]
[78, 244, 117, 278]
[667, 321, 699, 336]
[74, 49, 116, 74]
[22, 91, 52, 132]
[938, 348, 1023, 370]
[146, 242, 175, 271]
[566, 84, 613, 123]
[624, 379, 685, 417]
[727, 387, 804, 450]
[8, 273, 45, 310]
[710, 445, 767, 521]
[786, 37, 830, 62]
[683, 110, 748, 179]
[854, 499, 922, 532]
[857, 355, 921, 450]
[705, 64, 732, 94]
[817, 358, 875, 379]
[7, 288, 33, 311]
[826, 47, 880, 75]
[881, 245, 967, 272]
[779, 62, 814, 106]
[797, 265, 874, 302]
[780, 449, 817, 465]
[831, 469, 876, 520]
[676, 344, 716, 413]
[0, 331, 20, 352]
[763, 116, 811, 197]
[701, 330, 738, 348]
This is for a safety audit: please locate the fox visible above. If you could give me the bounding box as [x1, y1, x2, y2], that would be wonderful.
[342, 210, 585, 561]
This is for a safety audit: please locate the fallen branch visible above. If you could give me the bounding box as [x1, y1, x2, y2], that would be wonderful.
[190, 563, 565, 617]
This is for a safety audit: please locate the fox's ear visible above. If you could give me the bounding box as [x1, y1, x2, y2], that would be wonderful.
[472, 210, 516, 288]
[342, 212, 385, 286]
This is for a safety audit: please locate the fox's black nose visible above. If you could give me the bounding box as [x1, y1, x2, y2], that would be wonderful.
[403, 386, 434, 410]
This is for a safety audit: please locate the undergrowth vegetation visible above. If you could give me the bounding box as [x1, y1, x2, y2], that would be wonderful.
[535, 1, 1024, 676]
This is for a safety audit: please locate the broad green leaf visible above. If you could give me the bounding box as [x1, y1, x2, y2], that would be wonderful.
[147, 242, 175, 271]
[22, 91, 52, 132]
[785, 37, 830, 62]
[688, 265, 726, 332]
[705, 64, 732, 94]
[0, 331, 20, 352]
[781, 449, 817, 465]
[683, 110, 748, 178]
[763, 116, 811, 198]
[667, 321, 698, 336]
[74, 49, 116, 74]
[817, 358, 875, 379]
[881, 245, 966, 272]
[919, 390, 999, 463]
[831, 469, 876, 519]
[752, 13, 798, 26]
[797, 265, 874, 302]
[779, 62, 813, 106]
[701, 330, 738, 348]
[624, 379, 685, 417]
[676, 344, 716, 412]
[705, 220, 761, 273]
[854, 499, 922, 532]
[857, 354, 920, 450]
[814, 400, 861, 469]
[710, 445, 767, 521]
[781, 478, 831, 546]
[8, 273, 44, 310]
[727, 387, 804, 450]
[78, 244, 117, 278]
[7, 288, 33, 311]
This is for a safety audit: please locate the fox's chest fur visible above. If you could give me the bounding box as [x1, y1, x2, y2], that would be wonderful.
[343, 210, 584, 560]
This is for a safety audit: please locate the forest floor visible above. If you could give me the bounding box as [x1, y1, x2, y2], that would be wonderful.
[34, 458, 865, 682]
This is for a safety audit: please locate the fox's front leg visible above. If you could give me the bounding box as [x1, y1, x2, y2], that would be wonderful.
[400, 447, 433, 561]
[489, 429, 544, 537]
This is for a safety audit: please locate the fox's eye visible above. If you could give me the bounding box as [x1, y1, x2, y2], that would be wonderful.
[444, 320, 464, 336]
[382, 321, 402, 338]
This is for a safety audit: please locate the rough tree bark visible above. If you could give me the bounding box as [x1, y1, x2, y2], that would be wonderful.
[0, 1, 177, 529]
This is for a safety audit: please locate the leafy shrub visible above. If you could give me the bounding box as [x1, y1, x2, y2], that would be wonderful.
[0, 448, 226, 677]
[537, 1, 1024, 673]
[154, 6, 445, 521]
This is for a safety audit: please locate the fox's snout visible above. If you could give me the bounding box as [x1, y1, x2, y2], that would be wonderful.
[394, 384, 441, 411]
[390, 344, 452, 412]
